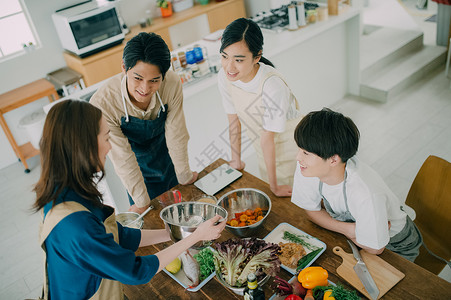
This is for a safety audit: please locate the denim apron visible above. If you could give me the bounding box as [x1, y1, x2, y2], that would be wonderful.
[120, 77, 178, 205]
[319, 172, 422, 261]
[319, 171, 355, 222]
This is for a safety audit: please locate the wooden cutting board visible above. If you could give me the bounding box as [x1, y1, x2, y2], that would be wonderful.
[333, 246, 405, 299]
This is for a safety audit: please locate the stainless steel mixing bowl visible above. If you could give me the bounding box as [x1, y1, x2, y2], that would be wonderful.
[159, 202, 228, 249]
[217, 188, 271, 237]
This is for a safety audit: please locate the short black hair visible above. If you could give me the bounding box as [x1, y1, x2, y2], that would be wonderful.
[123, 32, 171, 79]
[294, 108, 360, 163]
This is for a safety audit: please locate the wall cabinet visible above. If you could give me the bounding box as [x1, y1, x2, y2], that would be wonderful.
[64, 0, 245, 87]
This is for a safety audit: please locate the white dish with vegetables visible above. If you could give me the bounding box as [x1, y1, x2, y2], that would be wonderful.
[264, 223, 326, 274]
[162, 247, 216, 292]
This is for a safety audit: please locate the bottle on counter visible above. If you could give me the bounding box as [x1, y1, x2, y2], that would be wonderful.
[185, 48, 196, 65]
[288, 3, 299, 30]
[193, 44, 204, 63]
[243, 273, 265, 300]
[171, 53, 182, 72]
[178, 51, 187, 69]
[296, 1, 306, 27]
[145, 10, 152, 26]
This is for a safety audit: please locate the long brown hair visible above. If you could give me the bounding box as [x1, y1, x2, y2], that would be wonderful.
[33, 100, 105, 212]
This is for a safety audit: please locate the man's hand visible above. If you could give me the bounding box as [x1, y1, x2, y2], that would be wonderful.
[270, 184, 292, 197]
[182, 171, 198, 185]
[129, 204, 150, 214]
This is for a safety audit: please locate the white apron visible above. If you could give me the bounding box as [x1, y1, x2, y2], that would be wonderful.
[227, 70, 302, 186]
[39, 201, 124, 300]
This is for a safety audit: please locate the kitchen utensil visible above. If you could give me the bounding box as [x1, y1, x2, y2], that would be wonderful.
[123, 205, 153, 227]
[160, 202, 228, 249]
[217, 188, 271, 237]
[333, 246, 405, 299]
[116, 212, 144, 229]
[347, 240, 380, 300]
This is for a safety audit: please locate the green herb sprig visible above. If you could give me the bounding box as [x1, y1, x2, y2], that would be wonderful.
[313, 284, 361, 300]
[282, 231, 319, 251]
[193, 248, 215, 281]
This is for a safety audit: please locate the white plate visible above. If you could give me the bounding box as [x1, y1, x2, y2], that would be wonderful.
[264, 222, 326, 274]
[162, 248, 215, 292]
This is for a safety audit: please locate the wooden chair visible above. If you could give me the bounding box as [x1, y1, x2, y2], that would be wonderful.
[405, 155, 451, 275]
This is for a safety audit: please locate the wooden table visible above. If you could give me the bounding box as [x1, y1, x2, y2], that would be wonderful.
[0, 78, 58, 173]
[124, 159, 451, 299]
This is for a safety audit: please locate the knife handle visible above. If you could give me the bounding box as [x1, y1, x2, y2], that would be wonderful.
[347, 239, 362, 260]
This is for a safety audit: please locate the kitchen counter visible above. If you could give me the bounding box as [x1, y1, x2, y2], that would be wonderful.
[123, 158, 451, 299]
[182, 6, 360, 101]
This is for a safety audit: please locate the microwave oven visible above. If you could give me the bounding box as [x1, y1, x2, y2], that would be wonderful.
[52, 1, 125, 58]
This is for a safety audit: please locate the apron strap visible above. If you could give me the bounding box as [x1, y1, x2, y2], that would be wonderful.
[39, 202, 90, 300]
[121, 76, 130, 123]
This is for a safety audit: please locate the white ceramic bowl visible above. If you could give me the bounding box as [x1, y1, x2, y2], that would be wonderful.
[116, 212, 144, 229]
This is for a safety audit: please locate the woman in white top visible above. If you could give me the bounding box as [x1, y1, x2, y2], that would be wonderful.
[218, 18, 302, 197]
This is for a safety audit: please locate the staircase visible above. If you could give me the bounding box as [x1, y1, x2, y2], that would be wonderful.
[360, 25, 447, 102]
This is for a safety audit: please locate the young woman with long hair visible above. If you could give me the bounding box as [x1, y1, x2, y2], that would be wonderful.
[33, 100, 225, 299]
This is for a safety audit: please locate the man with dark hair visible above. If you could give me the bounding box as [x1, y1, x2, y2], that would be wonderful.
[91, 32, 197, 214]
[291, 108, 422, 261]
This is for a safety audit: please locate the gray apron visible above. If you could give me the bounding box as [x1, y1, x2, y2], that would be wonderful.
[319, 172, 422, 261]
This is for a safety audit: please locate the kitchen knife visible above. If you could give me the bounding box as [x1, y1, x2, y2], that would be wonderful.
[347, 240, 380, 300]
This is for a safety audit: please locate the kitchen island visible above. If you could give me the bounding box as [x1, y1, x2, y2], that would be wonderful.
[123, 158, 451, 299]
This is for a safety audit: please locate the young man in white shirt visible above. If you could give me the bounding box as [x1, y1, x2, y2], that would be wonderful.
[291, 108, 422, 261]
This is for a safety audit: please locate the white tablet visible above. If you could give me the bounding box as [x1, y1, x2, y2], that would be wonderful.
[194, 163, 242, 196]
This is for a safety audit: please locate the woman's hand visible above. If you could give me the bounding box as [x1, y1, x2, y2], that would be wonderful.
[129, 204, 150, 214]
[270, 184, 292, 197]
[182, 171, 198, 185]
[192, 215, 226, 241]
[229, 160, 245, 170]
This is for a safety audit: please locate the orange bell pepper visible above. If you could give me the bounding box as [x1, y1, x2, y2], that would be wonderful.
[297, 266, 328, 289]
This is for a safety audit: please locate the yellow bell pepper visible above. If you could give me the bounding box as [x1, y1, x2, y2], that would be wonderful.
[297, 266, 328, 289]
[323, 289, 335, 300]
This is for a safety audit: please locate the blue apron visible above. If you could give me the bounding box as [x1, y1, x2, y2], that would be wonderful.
[120, 83, 178, 205]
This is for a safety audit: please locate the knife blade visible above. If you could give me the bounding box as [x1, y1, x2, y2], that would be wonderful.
[347, 240, 380, 300]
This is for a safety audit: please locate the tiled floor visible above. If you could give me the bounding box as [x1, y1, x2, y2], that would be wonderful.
[1, 1, 450, 299]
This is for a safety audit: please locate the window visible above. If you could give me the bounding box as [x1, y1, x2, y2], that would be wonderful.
[0, 0, 39, 60]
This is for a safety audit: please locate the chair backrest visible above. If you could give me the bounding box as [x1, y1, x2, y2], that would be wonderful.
[405, 155, 451, 274]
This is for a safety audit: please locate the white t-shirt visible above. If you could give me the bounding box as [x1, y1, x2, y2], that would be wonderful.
[291, 157, 408, 250]
[218, 63, 295, 133]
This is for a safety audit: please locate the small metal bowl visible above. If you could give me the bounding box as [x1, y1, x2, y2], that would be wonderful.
[116, 212, 144, 229]
[215, 270, 270, 295]
[159, 202, 228, 249]
[217, 188, 271, 237]
[192, 194, 217, 204]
